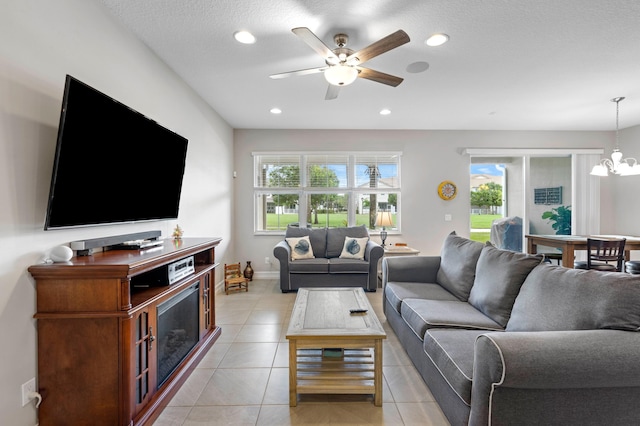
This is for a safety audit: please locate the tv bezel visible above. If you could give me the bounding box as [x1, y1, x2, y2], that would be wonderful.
[43, 75, 188, 230]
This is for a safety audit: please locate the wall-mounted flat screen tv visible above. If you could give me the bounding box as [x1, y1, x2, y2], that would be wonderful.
[44, 75, 188, 230]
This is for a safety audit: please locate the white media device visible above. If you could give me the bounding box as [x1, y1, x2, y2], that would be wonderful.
[168, 256, 195, 285]
[131, 254, 195, 288]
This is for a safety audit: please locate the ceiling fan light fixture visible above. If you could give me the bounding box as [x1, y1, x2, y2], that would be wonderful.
[324, 65, 358, 86]
[233, 30, 256, 44]
[425, 33, 449, 47]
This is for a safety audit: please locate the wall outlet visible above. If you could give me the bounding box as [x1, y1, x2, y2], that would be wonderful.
[21, 377, 36, 406]
[444, 214, 452, 222]
[264, 256, 270, 264]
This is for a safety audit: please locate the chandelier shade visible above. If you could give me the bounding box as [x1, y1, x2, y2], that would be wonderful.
[590, 97, 640, 176]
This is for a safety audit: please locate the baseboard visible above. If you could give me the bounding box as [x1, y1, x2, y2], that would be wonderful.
[253, 271, 279, 279]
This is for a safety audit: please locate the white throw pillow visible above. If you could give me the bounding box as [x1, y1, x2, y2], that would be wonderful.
[286, 236, 315, 260]
[339, 237, 368, 260]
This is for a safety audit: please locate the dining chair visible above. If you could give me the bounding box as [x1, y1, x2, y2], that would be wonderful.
[574, 238, 626, 272]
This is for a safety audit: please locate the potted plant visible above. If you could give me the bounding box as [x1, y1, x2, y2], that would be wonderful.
[542, 205, 572, 235]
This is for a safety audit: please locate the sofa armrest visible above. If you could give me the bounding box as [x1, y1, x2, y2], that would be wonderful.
[365, 240, 384, 262]
[365, 241, 384, 291]
[470, 330, 640, 424]
[273, 240, 291, 288]
[381, 255, 441, 286]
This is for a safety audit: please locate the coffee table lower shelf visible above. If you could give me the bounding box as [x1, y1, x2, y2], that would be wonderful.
[288, 341, 383, 406]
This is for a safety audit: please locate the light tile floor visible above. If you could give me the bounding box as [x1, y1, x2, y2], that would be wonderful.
[153, 280, 450, 426]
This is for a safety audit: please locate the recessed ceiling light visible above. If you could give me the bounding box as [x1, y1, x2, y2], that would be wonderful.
[425, 33, 449, 47]
[234, 31, 256, 44]
[380, 109, 391, 115]
[270, 107, 282, 114]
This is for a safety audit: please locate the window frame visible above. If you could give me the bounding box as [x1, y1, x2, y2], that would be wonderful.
[253, 151, 402, 234]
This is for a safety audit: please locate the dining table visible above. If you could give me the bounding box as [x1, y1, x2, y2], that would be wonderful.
[525, 234, 640, 268]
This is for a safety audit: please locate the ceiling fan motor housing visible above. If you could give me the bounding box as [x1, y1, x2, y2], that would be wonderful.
[333, 33, 348, 47]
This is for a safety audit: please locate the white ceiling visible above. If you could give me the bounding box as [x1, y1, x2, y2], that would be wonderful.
[100, 0, 640, 131]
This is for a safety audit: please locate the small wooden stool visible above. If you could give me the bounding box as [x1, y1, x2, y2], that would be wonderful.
[224, 263, 249, 294]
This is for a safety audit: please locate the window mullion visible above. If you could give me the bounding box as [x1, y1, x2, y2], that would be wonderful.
[299, 155, 307, 225]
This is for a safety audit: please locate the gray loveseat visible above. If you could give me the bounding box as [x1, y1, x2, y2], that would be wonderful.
[382, 232, 640, 426]
[273, 225, 383, 292]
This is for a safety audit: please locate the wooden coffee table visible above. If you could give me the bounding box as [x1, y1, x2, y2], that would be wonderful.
[286, 287, 387, 406]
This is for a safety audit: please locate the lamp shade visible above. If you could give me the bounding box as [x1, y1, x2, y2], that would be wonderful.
[590, 163, 608, 176]
[324, 65, 358, 86]
[375, 211, 394, 228]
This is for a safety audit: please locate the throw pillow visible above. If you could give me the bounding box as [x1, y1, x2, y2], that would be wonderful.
[339, 237, 369, 260]
[285, 226, 327, 258]
[285, 236, 315, 260]
[468, 243, 543, 327]
[326, 225, 369, 258]
[436, 231, 485, 301]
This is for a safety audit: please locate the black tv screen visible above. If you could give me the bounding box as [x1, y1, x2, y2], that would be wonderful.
[44, 75, 188, 230]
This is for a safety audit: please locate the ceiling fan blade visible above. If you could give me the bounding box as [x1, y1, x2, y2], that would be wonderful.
[269, 66, 328, 79]
[292, 27, 339, 62]
[356, 67, 404, 87]
[346, 30, 410, 65]
[325, 84, 340, 100]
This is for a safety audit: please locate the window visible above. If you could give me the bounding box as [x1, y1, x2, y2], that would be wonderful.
[253, 152, 401, 233]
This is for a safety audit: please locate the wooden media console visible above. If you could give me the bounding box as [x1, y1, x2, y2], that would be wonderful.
[28, 237, 222, 426]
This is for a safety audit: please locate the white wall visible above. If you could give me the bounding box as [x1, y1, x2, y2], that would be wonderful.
[529, 157, 572, 234]
[0, 1, 233, 424]
[234, 129, 620, 276]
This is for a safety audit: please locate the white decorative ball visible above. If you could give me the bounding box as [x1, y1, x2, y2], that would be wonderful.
[50, 245, 73, 262]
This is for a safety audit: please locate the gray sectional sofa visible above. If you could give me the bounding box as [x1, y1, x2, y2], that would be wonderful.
[382, 232, 640, 426]
[273, 225, 383, 292]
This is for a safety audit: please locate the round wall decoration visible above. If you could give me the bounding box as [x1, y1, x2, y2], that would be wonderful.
[437, 180, 457, 200]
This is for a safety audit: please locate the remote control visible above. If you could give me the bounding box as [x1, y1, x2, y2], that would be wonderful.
[350, 308, 368, 314]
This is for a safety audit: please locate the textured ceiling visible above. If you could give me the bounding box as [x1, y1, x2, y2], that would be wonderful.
[99, 0, 640, 131]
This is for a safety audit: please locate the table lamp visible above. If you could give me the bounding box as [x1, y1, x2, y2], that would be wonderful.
[375, 211, 394, 247]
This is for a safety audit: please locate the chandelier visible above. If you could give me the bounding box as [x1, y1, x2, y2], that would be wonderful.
[591, 97, 640, 176]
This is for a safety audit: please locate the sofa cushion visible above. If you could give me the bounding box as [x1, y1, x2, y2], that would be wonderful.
[288, 258, 329, 273]
[285, 226, 327, 258]
[436, 232, 484, 301]
[507, 265, 640, 331]
[326, 225, 369, 258]
[401, 299, 503, 341]
[328, 258, 369, 273]
[384, 282, 459, 314]
[339, 236, 369, 260]
[468, 243, 543, 327]
[424, 329, 489, 406]
[285, 236, 315, 260]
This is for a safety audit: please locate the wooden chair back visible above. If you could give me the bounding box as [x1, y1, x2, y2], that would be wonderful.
[586, 238, 626, 272]
[225, 262, 243, 279]
[224, 263, 249, 294]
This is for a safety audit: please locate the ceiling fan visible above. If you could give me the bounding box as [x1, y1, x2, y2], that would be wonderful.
[269, 27, 410, 100]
